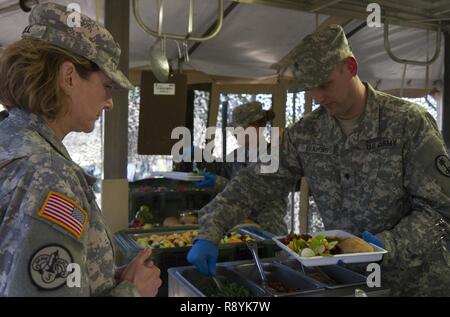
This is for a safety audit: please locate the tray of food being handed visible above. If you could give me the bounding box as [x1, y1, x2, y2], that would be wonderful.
[272, 230, 388, 267]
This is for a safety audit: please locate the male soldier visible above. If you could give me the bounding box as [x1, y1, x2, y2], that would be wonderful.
[195, 101, 288, 236]
[187, 25, 450, 296]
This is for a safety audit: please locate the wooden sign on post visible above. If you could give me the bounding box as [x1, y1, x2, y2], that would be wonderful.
[138, 71, 188, 155]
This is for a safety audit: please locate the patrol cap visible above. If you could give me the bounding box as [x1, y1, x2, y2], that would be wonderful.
[21, 2, 133, 90]
[231, 102, 274, 128]
[290, 24, 353, 91]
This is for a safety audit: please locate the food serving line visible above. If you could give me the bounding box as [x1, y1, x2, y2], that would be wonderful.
[115, 225, 390, 297]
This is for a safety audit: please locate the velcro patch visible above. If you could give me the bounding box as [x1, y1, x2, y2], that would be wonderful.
[435, 155, 450, 177]
[38, 192, 88, 239]
[29, 245, 73, 290]
[22, 24, 47, 39]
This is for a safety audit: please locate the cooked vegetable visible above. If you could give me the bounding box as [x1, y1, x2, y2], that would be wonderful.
[267, 281, 299, 293]
[301, 248, 315, 257]
[202, 281, 252, 297]
[135, 230, 254, 249]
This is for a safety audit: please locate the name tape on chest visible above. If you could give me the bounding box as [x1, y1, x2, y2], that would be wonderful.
[38, 192, 88, 239]
[298, 143, 333, 155]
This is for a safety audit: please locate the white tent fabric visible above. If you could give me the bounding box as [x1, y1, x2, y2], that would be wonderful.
[346, 20, 444, 91]
[186, 3, 328, 79]
[0, 0, 445, 91]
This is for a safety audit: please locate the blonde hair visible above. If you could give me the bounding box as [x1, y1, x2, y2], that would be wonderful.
[0, 39, 99, 120]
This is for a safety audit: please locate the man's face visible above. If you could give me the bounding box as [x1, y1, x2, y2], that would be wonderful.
[309, 62, 354, 118]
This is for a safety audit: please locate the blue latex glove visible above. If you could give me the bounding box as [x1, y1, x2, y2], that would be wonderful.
[362, 230, 385, 248]
[193, 172, 216, 188]
[187, 239, 219, 276]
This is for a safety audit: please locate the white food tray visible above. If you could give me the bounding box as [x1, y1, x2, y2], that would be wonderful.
[151, 172, 204, 181]
[272, 230, 388, 267]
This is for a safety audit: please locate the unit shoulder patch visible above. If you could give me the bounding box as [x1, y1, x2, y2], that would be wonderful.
[29, 245, 73, 290]
[435, 155, 450, 177]
[38, 191, 88, 239]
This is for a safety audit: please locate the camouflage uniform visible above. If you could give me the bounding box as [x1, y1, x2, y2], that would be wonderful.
[230, 102, 269, 128]
[203, 149, 288, 236]
[21, 2, 133, 90]
[0, 3, 136, 296]
[197, 25, 450, 296]
[200, 102, 288, 236]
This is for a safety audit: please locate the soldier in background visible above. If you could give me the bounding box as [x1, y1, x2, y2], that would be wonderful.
[195, 101, 288, 235]
[187, 25, 450, 296]
[0, 3, 161, 296]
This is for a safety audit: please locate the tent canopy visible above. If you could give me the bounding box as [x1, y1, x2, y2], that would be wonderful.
[0, 0, 448, 91]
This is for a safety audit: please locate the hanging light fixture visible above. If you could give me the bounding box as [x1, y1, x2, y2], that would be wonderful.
[19, 0, 39, 12]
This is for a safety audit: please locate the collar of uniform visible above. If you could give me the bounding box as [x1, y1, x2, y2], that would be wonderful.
[319, 107, 345, 146]
[354, 82, 380, 141]
[84, 172, 97, 186]
[319, 82, 379, 150]
[8, 107, 72, 161]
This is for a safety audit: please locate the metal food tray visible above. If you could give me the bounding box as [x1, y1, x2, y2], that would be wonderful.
[130, 227, 199, 250]
[115, 226, 265, 297]
[231, 262, 324, 297]
[168, 265, 267, 297]
[168, 258, 390, 297]
[115, 226, 278, 267]
[272, 230, 388, 267]
[114, 226, 199, 259]
[128, 227, 257, 251]
[281, 259, 367, 289]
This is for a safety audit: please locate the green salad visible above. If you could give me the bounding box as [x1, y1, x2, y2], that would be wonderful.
[282, 233, 339, 257]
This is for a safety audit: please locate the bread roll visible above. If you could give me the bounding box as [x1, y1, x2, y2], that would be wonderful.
[179, 215, 197, 225]
[337, 237, 374, 253]
[163, 216, 181, 227]
[241, 218, 257, 225]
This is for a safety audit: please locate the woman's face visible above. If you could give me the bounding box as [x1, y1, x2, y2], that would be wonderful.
[63, 64, 114, 134]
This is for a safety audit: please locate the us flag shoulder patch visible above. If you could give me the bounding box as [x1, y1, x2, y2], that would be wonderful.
[38, 192, 88, 239]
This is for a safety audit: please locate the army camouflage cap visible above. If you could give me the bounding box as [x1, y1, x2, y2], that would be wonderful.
[290, 24, 353, 91]
[231, 101, 273, 128]
[21, 2, 133, 90]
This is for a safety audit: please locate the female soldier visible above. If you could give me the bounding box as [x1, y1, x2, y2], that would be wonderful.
[194, 102, 288, 235]
[0, 3, 161, 296]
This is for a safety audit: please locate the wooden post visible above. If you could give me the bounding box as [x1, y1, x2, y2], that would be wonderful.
[104, 0, 130, 179]
[102, 0, 130, 233]
[299, 92, 313, 233]
[442, 31, 450, 149]
[299, 178, 310, 234]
